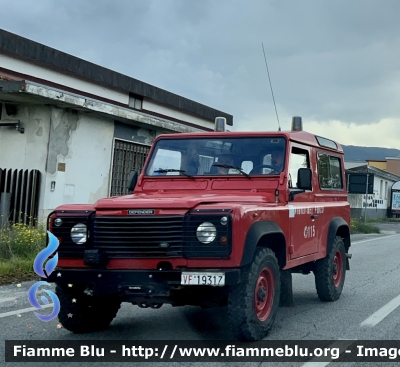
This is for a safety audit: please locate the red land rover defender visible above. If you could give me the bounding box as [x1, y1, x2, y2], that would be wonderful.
[46, 117, 351, 341]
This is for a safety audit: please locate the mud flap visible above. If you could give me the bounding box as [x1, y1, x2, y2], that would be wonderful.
[346, 253, 352, 271]
[279, 269, 294, 307]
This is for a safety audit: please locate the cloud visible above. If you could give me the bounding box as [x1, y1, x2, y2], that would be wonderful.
[306, 118, 400, 149]
[1, 0, 399, 148]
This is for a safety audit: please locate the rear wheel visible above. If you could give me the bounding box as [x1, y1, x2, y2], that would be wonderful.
[314, 236, 346, 301]
[56, 285, 121, 333]
[227, 247, 280, 340]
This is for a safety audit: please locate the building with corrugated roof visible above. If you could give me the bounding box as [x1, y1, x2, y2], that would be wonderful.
[0, 29, 233, 225]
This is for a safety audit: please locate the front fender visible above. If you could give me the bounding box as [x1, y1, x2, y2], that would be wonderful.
[240, 221, 286, 267]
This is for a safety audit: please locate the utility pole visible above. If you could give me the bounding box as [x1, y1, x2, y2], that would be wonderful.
[364, 172, 369, 223]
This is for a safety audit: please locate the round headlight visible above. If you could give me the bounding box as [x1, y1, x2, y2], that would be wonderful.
[71, 223, 87, 244]
[196, 222, 217, 244]
[54, 218, 63, 227]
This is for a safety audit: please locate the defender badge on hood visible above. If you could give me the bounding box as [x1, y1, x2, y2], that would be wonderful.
[128, 209, 155, 215]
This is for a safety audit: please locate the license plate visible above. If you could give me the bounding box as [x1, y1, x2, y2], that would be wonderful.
[181, 272, 225, 286]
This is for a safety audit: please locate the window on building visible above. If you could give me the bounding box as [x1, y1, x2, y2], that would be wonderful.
[129, 94, 143, 110]
[385, 181, 388, 200]
[317, 153, 343, 190]
[380, 180, 383, 199]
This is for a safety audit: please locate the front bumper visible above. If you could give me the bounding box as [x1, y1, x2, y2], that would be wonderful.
[44, 268, 241, 297]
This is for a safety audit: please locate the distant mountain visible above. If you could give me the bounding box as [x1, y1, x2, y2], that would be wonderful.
[341, 145, 400, 162]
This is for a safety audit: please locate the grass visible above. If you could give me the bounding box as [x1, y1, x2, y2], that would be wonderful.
[0, 222, 46, 285]
[350, 218, 381, 234]
[0, 257, 40, 285]
[366, 217, 400, 223]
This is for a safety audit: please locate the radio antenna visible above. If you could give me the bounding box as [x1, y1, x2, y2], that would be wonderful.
[262, 43, 281, 131]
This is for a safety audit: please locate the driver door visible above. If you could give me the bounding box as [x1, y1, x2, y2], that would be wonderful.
[288, 144, 319, 259]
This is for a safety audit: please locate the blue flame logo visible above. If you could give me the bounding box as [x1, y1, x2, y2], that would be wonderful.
[27, 231, 60, 321]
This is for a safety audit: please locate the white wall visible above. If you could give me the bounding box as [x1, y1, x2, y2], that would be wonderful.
[348, 175, 394, 219]
[41, 109, 114, 220]
[0, 103, 115, 222]
[372, 176, 390, 209]
[143, 99, 214, 131]
[0, 104, 52, 222]
[0, 104, 51, 170]
[1, 54, 216, 132]
[0, 53, 128, 105]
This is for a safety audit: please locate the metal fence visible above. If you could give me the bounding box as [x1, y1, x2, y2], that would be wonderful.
[0, 168, 41, 227]
[110, 139, 150, 196]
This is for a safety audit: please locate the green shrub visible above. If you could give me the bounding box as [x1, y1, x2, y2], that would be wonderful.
[0, 222, 46, 260]
[0, 257, 39, 284]
[0, 222, 46, 284]
[350, 219, 380, 234]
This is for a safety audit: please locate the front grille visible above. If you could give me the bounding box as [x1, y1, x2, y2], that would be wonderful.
[93, 216, 184, 258]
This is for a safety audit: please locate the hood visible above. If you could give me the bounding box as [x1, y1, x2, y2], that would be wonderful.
[94, 192, 275, 210]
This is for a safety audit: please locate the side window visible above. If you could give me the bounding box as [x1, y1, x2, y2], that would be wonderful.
[317, 153, 343, 189]
[289, 147, 310, 188]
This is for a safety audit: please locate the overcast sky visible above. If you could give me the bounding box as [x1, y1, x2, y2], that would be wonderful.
[2, 0, 400, 148]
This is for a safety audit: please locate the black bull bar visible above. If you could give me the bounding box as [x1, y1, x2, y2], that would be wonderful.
[44, 268, 241, 297]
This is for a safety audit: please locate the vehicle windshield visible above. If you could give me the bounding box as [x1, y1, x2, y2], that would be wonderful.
[145, 137, 287, 176]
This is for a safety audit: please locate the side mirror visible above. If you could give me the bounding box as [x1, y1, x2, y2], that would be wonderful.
[127, 170, 138, 193]
[297, 168, 312, 190]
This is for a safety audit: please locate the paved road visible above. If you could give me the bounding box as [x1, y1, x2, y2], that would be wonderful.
[1, 229, 400, 366]
[371, 220, 400, 234]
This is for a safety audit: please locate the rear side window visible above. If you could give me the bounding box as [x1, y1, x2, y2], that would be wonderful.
[289, 147, 310, 188]
[317, 153, 343, 190]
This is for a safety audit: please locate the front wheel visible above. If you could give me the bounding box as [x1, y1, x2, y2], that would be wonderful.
[314, 236, 346, 302]
[227, 247, 280, 341]
[56, 285, 121, 333]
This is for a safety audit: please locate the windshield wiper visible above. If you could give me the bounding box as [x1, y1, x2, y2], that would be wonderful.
[153, 168, 194, 179]
[212, 164, 251, 179]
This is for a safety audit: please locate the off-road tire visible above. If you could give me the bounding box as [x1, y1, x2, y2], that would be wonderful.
[227, 247, 280, 341]
[56, 285, 121, 333]
[314, 236, 346, 302]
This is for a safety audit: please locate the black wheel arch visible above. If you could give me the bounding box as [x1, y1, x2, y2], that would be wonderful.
[240, 221, 286, 269]
[327, 217, 351, 253]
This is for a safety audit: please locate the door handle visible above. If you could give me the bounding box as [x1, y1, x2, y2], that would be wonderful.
[311, 215, 319, 220]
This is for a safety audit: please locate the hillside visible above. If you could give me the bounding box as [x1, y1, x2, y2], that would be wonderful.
[342, 145, 400, 162]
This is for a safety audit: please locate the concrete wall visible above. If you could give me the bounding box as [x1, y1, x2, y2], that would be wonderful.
[0, 104, 51, 223]
[41, 108, 114, 220]
[350, 208, 388, 220]
[387, 158, 400, 176]
[367, 160, 387, 170]
[114, 121, 156, 145]
[0, 53, 128, 105]
[0, 104, 51, 171]
[348, 174, 393, 219]
[0, 52, 218, 132]
[143, 99, 214, 131]
[0, 103, 116, 222]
